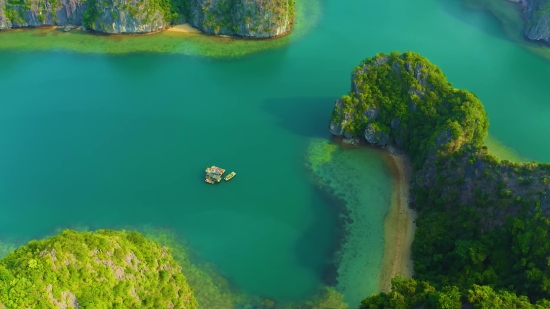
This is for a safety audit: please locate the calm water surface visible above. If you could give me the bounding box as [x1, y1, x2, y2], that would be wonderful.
[1, 0, 550, 307]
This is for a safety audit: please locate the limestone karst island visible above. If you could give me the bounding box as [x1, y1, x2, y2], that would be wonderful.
[0, 0, 295, 37]
[2, 0, 550, 308]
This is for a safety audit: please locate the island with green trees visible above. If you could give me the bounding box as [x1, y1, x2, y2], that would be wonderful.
[0, 0, 294, 37]
[330, 51, 550, 308]
[0, 229, 197, 308]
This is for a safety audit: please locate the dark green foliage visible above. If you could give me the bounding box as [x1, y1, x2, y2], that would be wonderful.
[332, 51, 488, 169]
[170, 0, 190, 21]
[361, 277, 550, 309]
[337, 52, 550, 307]
[82, 0, 98, 28]
[411, 148, 550, 302]
[0, 229, 198, 308]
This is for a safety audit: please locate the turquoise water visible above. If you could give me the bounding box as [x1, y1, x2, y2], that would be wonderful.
[305, 140, 392, 302]
[2, 0, 550, 307]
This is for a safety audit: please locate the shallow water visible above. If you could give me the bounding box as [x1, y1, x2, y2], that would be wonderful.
[1, 0, 550, 307]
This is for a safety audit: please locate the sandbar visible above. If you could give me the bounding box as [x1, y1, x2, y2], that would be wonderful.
[166, 24, 202, 34]
[378, 150, 417, 292]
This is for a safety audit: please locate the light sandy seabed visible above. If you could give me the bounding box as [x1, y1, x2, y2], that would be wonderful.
[165, 24, 202, 34]
[378, 151, 417, 292]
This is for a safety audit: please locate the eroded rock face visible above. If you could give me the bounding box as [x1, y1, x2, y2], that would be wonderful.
[525, 0, 550, 43]
[364, 123, 389, 146]
[1, 0, 85, 29]
[0, 0, 177, 34]
[0, 0, 294, 36]
[189, 0, 293, 38]
[0, 0, 168, 34]
[84, 0, 169, 34]
[0, 0, 9, 30]
[232, 0, 292, 38]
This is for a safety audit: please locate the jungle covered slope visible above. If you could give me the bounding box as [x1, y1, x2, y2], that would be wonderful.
[0, 0, 294, 36]
[0, 229, 197, 308]
[330, 51, 550, 308]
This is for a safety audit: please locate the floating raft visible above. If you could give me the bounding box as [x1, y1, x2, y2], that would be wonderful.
[205, 166, 225, 184]
[224, 172, 236, 181]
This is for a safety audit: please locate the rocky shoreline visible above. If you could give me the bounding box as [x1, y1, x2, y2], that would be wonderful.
[0, 0, 295, 38]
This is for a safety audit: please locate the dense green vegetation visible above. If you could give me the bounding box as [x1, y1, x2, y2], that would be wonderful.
[331, 52, 550, 307]
[0, 227, 348, 309]
[0, 229, 197, 308]
[361, 277, 550, 308]
[331, 51, 488, 169]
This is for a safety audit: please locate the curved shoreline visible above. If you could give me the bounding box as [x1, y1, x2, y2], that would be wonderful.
[378, 149, 416, 292]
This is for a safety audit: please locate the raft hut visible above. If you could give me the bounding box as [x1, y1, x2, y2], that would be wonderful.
[205, 166, 225, 184]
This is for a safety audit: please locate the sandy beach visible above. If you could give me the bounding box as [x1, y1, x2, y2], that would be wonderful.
[378, 150, 417, 292]
[165, 24, 202, 34]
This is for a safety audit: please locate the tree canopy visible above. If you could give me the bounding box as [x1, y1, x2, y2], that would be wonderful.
[330, 52, 550, 307]
[0, 229, 197, 309]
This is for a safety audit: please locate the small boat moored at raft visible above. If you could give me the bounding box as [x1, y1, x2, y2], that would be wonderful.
[224, 172, 236, 181]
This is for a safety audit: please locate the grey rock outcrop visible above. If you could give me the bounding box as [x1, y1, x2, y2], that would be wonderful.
[364, 123, 389, 146]
[1, 0, 86, 29]
[189, 0, 293, 38]
[525, 0, 550, 43]
[0, 0, 10, 30]
[0, 0, 294, 37]
[85, 0, 169, 34]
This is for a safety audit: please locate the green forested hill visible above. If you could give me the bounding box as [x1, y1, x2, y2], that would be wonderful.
[330, 51, 550, 308]
[0, 229, 197, 309]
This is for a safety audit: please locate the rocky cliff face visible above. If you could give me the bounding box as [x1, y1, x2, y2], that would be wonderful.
[525, 0, 550, 43]
[0, 0, 294, 36]
[0, 0, 9, 30]
[1, 0, 86, 29]
[189, 0, 294, 38]
[83, 0, 169, 34]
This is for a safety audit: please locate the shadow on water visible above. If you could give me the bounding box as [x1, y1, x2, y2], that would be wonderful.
[102, 53, 167, 78]
[0, 51, 24, 75]
[437, 0, 512, 41]
[197, 45, 291, 85]
[293, 179, 349, 288]
[263, 97, 336, 138]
